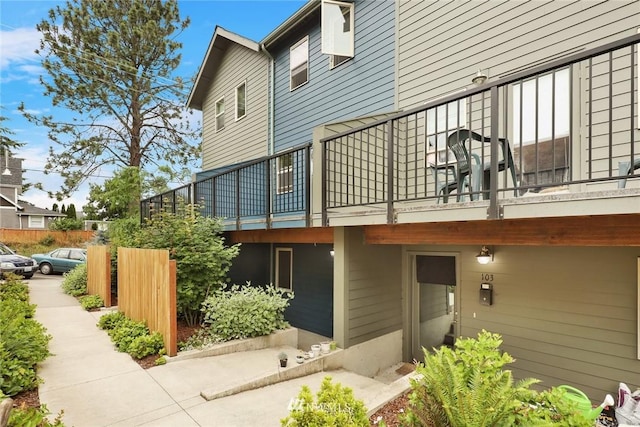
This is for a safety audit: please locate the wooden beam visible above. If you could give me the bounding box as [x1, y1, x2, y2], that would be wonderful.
[363, 214, 640, 246]
[227, 227, 333, 244]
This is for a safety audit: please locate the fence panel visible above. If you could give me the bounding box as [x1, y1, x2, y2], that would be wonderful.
[117, 247, 177, 356]
[86, 245, 111, 307]
[0, 229, 93, 244]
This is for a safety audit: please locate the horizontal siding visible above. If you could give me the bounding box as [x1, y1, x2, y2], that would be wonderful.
[450, 245, 640, 400]
[398, 0, 639, 108]
[201, 43, 269, 170]
[272, 0, 396, 152]
[346, 227, 402, 346]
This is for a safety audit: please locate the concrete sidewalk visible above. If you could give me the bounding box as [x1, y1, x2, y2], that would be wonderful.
[30, 275, 408, 426]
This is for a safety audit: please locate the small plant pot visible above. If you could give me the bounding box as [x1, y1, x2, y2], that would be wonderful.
[329, 341, 337, 351]
[296, 355, 305, 364]
[311, 344, 321, 358]
[320, 341, 331, 354]
[279, 359, 288, 368]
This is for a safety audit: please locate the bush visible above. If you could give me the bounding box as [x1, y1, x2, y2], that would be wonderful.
[128, 332, 165, 359]
[61, 264, 87, 297]
[0, 281, 51, 396]
[38, 234, 56, 246]
[281, 376, 369, 427]
[136, 208, 240, 326]
[201, 283, 293, 341]
[178, 327, 222, 351]
[5, 400, 65, 427]
[97, 311, 126, 331]
[49, 218, 83, 231]
[0, 275, 29, 302]
[108, 318, 149, 353]
[79, 294, 104, 310]
[400, 330, 590, 426]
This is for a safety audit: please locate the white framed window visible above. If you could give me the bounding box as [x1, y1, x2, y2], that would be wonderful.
[425, 98, 468, 166]
[290, 36, 309, 91]
[215, 97, 225, 131]
[277, 153, 293, 194]
[321, 0, 354, 58]
[275, 248, 293, 290]
[235, 81, 246, 121]
[28, 215, 44, 228]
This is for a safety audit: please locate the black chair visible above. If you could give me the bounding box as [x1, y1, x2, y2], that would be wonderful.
[431, 129, 517, 202]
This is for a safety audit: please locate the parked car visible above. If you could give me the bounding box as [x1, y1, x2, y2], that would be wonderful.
[32, 248, 87, 275]
[0, 242, 38, 279]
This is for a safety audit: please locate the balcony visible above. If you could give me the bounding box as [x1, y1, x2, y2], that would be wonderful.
[321, 33, 640, 226]
[142, 33, 639, 230]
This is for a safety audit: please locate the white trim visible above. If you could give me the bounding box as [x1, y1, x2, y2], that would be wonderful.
[321, 0, 355, 57]
[215, 96, 225, 132]
[28, 215, 45, 229]
[275, 248, 293, 290]
[290, 36, 309, 91]
[235, 80, 247, 121]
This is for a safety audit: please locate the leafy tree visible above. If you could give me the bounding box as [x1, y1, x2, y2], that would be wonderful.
[52, 203, 59, 212]
[66, 203, 77, 219]
[20, 0, 200, 203]
[49, 217, 82, 231]
[136, 207, 240, 326]
[0, 115, 23, 152]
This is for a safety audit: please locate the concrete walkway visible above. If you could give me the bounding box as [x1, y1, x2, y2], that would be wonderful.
[29, 275, 408, 427]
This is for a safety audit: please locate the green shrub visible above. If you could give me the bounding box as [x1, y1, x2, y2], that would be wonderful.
[128, 332, 165, 359]
[0, 298, 51, 396]
[38, 234, 56, 246]
[0, 275, 29, 303]
[49, 218, 83, 231]
[400, 330, 590, 426]
[61, 264, 87, 297]
[108, 318, 149, 353]
[4, 399, 65, 427]
[281, 376, 369, 427]
[97, 311, 126, 330]
[79, 294, 104, 310]
[201, 283, 293, 341]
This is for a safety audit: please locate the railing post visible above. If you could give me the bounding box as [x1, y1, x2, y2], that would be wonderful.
[488, 86, 500, 219]
[304, 145, 311, 227]
[386, 119, 395, 224]
[235, 169, 241, 230]
[321, 142, 327, 226]
[266, 159, 272, 228]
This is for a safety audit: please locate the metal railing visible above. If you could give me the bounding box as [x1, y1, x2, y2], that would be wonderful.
[141, 144, 312, 229]
[321, 33, 639, 224]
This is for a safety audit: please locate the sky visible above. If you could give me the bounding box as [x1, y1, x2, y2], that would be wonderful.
[0, 0, 306, 211]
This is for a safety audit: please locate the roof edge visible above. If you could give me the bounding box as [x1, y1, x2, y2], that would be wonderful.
[261, 0, 320, 48]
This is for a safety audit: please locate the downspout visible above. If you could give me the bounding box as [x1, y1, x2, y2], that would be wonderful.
[260, 43, 275, 155]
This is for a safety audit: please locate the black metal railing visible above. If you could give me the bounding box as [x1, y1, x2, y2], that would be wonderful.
[321, 33, 639, 224]
[141, 144, 312, 229]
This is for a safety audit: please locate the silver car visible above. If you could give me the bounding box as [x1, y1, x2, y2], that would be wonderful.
[0, 243, 38, 279]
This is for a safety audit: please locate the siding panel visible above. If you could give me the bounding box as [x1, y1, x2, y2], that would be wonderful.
[201, 43, 269, 170]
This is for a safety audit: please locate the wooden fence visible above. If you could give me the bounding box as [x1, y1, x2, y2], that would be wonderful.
[0, 229, 93, 244]
[86, 245, 111, 307]
[117, 247, 177, 356]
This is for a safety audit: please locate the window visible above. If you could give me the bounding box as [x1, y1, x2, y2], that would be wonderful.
[215, 97, 225, 131]
[277, 153, 293, 194]
[425, 98, 467, 166]
[69, 250, 86, 261]
[290, 37, 309, 90]
[235, 82, 246, 120]
[275, 248, 293, 290]
[321, 0, 354, 58]
[28, 215, 44, 228]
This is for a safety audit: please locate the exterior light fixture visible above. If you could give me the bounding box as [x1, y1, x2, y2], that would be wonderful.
[472, 69, 488, 85]
[476, 246, 493, 264]
[330, 249, 335, 257]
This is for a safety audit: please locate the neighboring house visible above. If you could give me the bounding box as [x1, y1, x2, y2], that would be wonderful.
[143, 0, 640, 399]
[0, 155, 66, 229]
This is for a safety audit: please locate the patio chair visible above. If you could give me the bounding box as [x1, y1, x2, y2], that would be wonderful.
[445, 129, 518, 201]
[617, 158, 640, 189]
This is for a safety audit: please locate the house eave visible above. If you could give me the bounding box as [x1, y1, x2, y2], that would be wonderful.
[187, 26, 261, 111]
[261, 0, 320, 48]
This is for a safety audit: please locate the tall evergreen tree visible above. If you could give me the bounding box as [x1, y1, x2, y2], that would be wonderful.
[66, 203, 77, 219]
[52, 203, 59, 212]
[20, 0, 200, 202]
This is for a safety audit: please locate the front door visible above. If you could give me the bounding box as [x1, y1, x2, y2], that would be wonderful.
[411, 254, 458, 361]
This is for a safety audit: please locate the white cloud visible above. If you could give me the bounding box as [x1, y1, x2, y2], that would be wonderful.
[0, 27, 41, 70]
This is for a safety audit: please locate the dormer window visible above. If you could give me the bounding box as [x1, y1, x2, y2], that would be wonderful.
[322, 0, 354, 61]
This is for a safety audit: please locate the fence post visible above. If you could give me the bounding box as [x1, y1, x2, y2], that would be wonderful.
[167, 260, 177, 357]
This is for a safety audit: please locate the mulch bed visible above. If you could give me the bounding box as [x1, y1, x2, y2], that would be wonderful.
[369, 392, 410, 426]
[132, 320, 199, 369]
[10, 388, 39, 411]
